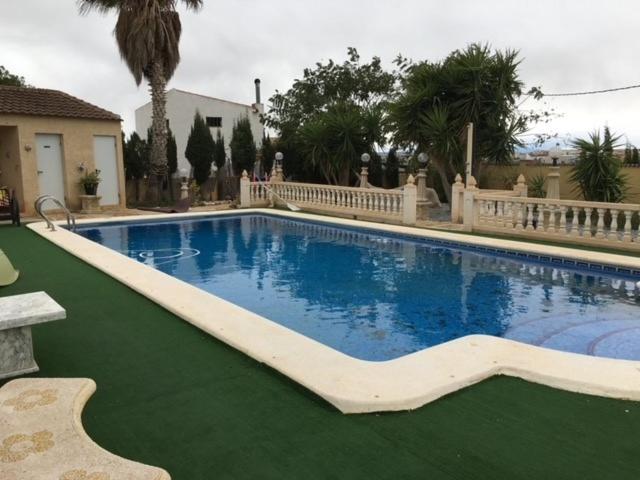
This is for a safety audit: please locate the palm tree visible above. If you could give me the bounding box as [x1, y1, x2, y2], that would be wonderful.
[79, 0, 203, 202]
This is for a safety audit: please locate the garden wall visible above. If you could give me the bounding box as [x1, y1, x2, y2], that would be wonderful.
[479, 165, 640, 203]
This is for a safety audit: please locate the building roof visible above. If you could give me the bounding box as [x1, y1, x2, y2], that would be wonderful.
[0, 85, 121, 121]
[135, 88, 257, 112]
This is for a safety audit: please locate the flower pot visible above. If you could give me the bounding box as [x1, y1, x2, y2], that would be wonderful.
[83, 183, 98, 196]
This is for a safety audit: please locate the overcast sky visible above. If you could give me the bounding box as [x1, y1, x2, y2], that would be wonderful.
[2, 0, 639, 147]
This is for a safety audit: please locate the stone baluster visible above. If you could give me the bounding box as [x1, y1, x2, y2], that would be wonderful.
[623, 210, 633, 242]
[515, 201, 524, 230]
[547, 205, 557, 233]
[495, 201, 503, 227]
[559, 206, 568, 236]
[595, 208, 606, 239]
[610, 209, 619, 242]
[584, 208, 592, 238]
[504, 202, 513, 229]
[526, 203, 534, 231]
[571, 207, 580, 236]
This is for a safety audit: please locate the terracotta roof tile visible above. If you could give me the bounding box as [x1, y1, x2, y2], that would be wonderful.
[0, 85, 121, 121]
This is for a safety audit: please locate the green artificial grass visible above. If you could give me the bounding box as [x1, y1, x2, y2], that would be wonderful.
[1, 225, 640, 480]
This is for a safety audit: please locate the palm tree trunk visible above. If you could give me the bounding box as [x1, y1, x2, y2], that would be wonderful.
[432, 157, 453, 204]
[146, 59, 168, 204]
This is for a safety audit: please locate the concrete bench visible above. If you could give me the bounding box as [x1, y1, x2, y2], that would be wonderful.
[0, 292, 66, 380]
[0, 378, 170, 479]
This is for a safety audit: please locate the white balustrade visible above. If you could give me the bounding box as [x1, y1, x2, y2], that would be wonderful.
[470, 193, 640, 250]
[242, 179, 413, 224]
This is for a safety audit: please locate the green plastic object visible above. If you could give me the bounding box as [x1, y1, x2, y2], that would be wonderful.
[0, 249, 19, 286]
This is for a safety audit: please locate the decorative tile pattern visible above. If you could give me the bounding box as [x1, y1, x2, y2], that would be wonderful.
[60, 469, 110, 480]
[3, 389, 58, 411]
[0, 430, 54, 463]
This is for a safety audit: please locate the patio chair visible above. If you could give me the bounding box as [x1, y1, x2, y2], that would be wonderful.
[0, 187, 20, 226]
[0, 249, 19, 286]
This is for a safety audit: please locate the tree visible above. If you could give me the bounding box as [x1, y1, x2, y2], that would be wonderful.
[389, 43, 528, 203]
[264, 48, 396, 185]
[167, 126, 178, 199]
[147, 125, 177, 196]
[570, 129, 627, 203]
[260, 133, 276, 175]
[124, 131, 149, 201]
[79, 0, 203, 202]
[633, 147, 640, 165]
[230, 116, 257, 176]
[167, 126, 178, 177]
[185, 111, 215, 185]
[213, 130, 226, 170]
[0, 66, 29, 87]
[624, 144, 633, 164]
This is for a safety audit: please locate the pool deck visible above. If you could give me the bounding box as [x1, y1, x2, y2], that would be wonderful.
[2, 224, 640, 479]
[26, 209, 640, 413]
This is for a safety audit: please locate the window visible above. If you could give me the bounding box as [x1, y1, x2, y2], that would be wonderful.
[206, 117, 222, 128]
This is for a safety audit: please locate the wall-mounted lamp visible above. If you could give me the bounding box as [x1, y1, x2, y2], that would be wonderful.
[77, 162, 86, 173]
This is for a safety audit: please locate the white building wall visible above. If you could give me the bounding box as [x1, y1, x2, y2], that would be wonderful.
[135, 88, 264, 175]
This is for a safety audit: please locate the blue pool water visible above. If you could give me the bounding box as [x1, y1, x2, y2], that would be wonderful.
[76, 214, 640, 361]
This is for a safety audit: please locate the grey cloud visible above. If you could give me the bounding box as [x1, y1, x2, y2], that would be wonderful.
[1, 0, 639, 144]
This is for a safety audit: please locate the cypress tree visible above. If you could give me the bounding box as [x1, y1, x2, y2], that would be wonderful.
[633, 147, 640, 165]
[230, 116, 257, 176]
[124, 132, 149, 202]
[167, 126, 178, 177]
[213, 130, 226, 170]
[185, 111, 215, 185]
[261, 133, 275, 174]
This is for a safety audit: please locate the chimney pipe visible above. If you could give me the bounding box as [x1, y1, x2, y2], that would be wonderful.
[254, 78, 261, 104]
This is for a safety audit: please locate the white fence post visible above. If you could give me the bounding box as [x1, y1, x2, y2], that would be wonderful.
[240, 170, 251, 208]
[451, 174, 464, 223]
[462, 176, 478, 232]
[403, 175, 417, 225]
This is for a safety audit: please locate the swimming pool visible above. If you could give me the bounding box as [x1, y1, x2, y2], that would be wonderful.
[74, 213, 640, 362]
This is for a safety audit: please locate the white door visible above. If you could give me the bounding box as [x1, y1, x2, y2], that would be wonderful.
[35, 134, 65, 207]
[93, 135, 119, 205]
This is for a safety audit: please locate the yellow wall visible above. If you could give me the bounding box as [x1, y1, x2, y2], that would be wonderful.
[479, 165, 640, 203]
[0, 126, 23, 208]
[0, 114, 125, 215]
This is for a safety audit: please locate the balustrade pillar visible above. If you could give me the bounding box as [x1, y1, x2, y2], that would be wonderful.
[239, 170, 251, 208]
[402, 175, 417, 225]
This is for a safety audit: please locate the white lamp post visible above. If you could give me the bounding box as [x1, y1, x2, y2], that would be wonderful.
[179, 167, 189, 200]
[546, 143, 561, 199]
[210, 164, 219, 201]
[275, 152, 284, 182]
[360, 153, 370, 188]
[417, 152, 429, 201]
[398, 153, 408, 185]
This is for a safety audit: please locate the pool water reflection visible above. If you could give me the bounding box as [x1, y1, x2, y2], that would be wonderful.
[77, 214, 640, 361]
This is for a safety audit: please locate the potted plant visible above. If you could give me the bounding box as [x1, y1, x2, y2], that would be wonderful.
[80, 169, 101, 195]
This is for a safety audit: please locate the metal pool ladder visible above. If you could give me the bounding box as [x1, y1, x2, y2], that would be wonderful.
[34, 195, 76, 232]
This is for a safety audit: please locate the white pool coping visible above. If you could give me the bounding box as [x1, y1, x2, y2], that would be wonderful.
[28, 208, 640, 413]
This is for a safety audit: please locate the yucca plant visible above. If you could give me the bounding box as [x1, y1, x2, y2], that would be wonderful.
[528, 173, 546, 198]
[570, 128, 627, 203]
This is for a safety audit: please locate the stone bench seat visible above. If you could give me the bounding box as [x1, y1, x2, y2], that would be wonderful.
[0, 378, 170, 479]
[0, 292, 66, 379]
